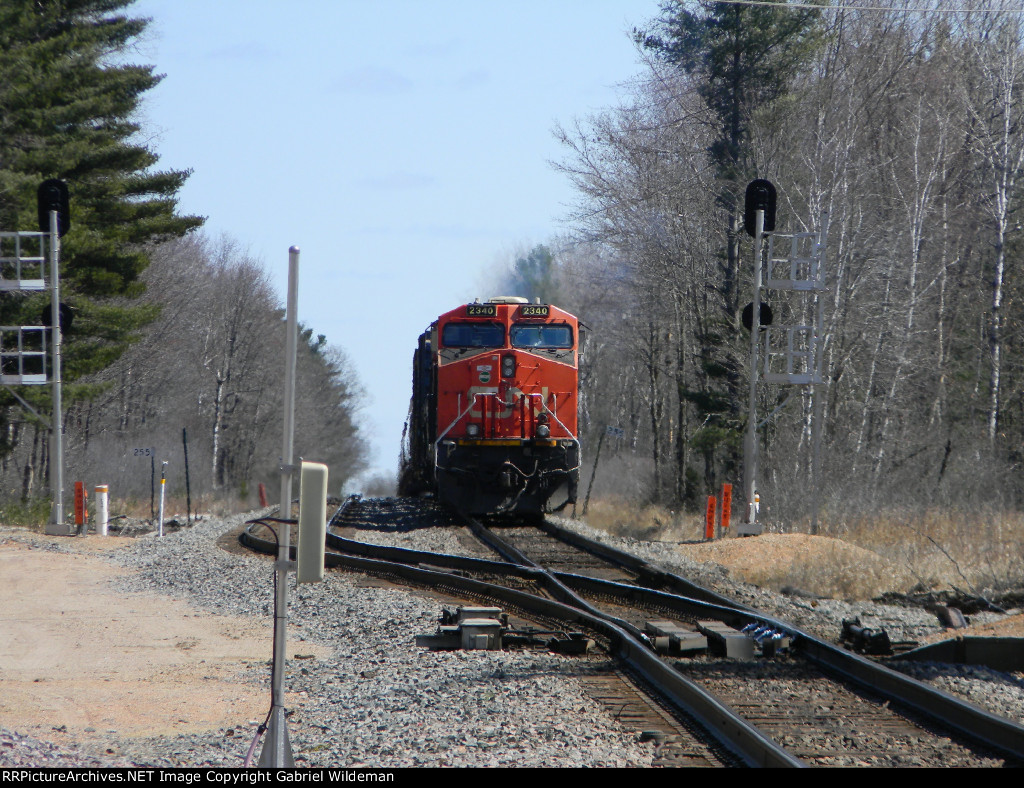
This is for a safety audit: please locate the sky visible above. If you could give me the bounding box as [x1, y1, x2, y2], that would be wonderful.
[128, 0, 660, 487]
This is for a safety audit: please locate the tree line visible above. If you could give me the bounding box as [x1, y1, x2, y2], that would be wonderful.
[0, 1, 366, 511]
[511, 0, 1024, 527]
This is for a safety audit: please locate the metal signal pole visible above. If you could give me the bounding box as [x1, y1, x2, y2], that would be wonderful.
[810, 213, 830, 536]
[48, 210, 65, 532]
[740, 209, 765, 536]
[260, 246, 300, 768]
[36, 180, 70, 536]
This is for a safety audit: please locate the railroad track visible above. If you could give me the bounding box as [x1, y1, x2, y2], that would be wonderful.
[241, 495, 1024, 767]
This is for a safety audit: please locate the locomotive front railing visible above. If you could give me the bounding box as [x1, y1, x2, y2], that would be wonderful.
[435, 391, 488, 443]
[435, 390, 575, 444]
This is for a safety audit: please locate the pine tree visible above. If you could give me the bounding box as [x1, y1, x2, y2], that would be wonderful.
[636, 0, 823, 486]
[0, 0, 202, 458]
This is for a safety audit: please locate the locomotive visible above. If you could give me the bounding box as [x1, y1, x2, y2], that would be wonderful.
[400, 296, 581, 515]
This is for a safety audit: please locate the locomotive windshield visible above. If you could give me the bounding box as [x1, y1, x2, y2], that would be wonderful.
[442, 322, 504, 348]
[510, 324, 573, 349]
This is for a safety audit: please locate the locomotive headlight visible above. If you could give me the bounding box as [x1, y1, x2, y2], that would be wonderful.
[466, 423, 480, 437]
[536, 424, 551, 439]
[501, 354, 516, 378]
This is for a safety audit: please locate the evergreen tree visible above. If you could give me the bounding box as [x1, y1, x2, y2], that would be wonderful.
[638, 0, 822, 185]
[0, 0, 202, 458]
[635, 0, 822, 490]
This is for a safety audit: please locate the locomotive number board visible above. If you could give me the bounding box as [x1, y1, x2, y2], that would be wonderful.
[519, 305, 549, 317]
[466, 304, 497, 317]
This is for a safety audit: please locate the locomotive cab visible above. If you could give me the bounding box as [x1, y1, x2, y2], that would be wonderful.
[401, 296, 581, 515]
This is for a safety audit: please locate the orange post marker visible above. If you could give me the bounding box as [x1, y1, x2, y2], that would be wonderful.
[705, 495, 717, 540]
[74, 481, 85, 526]
[720, 483, 732, 531]
[258, 482, 268, 508]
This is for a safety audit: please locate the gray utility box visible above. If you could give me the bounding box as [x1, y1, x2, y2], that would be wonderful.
[645, 620, 708, 656]
[416, 606, 506, 651]
[460, 618, 503, 650]
[697, 620, 756, 660]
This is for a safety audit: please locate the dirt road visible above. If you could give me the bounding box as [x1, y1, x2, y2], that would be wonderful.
[0, 537, 323, 751]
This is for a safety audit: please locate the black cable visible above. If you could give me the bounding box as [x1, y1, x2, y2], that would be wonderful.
[241, 517, 292, 766]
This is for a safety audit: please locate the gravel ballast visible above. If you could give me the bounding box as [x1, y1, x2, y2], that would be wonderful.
[3, 503, 1024, 768]
[340, 502, 1024, 726]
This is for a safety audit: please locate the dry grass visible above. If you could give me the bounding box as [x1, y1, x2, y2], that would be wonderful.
[816, 508, 1024, 599]
[582, 498, 1024, 601]
[110, 493, 249, 520]
[579, 497, 707, 542]
[0, 492, 257, 532]
[673, 534, 916, 600]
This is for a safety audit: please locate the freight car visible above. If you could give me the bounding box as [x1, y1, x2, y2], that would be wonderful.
[400, 296, 581, 515]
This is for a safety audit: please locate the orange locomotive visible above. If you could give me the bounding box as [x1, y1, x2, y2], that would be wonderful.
[400, 296, 581, 515]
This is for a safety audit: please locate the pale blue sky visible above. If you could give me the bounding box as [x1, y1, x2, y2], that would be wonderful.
[129, 0, 660, 485]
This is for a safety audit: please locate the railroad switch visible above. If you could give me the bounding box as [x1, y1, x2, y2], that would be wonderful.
[416, 606, 507, 651]
[697, 621, 755, 659]
[416, 606, 594, 654]
[739, 622, 794, 657]
[544, 633, 594, 655]
[693, 620, 794, 659]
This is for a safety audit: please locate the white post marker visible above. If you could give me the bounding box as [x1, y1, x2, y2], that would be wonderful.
[95, 485, 109, 536]
[157, 462, 167, 537]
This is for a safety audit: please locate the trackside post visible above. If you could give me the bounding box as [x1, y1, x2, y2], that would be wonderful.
[260, 246, 300, 768]
[157, 461, 167, 537]
[720, 483, 732, 535]
[95, 485, 109, 536]
[740, 202, 766, 537]
[74, 481, 86, 531]
[44, 206, 67, 534]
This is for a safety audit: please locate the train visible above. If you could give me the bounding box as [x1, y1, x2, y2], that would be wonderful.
[399, 296, 582, 516]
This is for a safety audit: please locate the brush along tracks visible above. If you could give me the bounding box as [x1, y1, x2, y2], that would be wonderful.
[242, 496, 1024, 767]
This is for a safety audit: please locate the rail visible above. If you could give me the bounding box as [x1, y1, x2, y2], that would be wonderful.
[242, 516, 801, 767]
